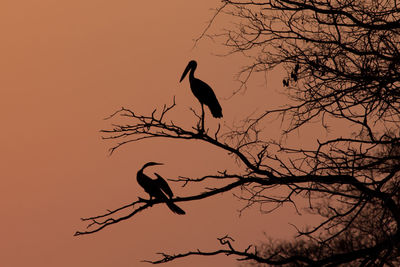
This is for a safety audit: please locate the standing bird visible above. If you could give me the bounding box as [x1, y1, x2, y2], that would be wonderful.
[179, 60, 223, 129]
[136, 162, 185, 215]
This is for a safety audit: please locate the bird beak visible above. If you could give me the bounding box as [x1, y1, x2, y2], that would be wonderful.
[179, 63, 191, 82]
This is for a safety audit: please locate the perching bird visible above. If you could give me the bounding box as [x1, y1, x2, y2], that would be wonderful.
[179, 60, 223, 128]
[136, 162, 185, 215]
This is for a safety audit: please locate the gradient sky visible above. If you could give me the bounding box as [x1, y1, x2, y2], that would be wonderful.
[0, 1, 314, 266]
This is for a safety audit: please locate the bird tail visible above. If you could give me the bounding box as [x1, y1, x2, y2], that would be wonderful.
[209, 102, 223, 118]
[166, 201, 185, 215]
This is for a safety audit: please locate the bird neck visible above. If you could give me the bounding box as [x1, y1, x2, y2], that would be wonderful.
[137, 165, 147, 176]
[137, 167, 148, 183]
[138, 162, 158, 176]
[141, 162, 153, 171]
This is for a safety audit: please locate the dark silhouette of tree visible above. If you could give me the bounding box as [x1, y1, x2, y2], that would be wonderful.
[75, 0, 400, 265]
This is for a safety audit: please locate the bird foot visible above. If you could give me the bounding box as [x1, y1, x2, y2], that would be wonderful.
[138, 197, 153, 205]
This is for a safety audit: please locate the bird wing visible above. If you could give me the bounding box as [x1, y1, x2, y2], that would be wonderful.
[195, 79, 223, 118]
[205, 92, 223, 118]
[154, 172, 173, 198]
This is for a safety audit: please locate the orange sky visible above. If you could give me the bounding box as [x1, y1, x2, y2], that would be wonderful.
[0, 1, 314, 266]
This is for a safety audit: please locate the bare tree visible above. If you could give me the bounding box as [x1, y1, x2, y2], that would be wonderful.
[75, 0, 400, 265]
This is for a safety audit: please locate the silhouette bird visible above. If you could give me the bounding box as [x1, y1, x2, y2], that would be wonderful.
[137, 162, 185, 215]
[179, 60, 222, 129]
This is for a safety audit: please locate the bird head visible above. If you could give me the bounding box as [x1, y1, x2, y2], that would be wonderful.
[179, 60, 197, 82]
[141, 162, 163, 171]
[145, 161, 163, 167]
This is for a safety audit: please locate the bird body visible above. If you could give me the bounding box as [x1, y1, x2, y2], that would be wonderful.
[180, 60, 223, 118]
[137, 162, 185, 215]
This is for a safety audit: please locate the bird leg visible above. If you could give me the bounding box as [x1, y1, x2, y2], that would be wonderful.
[138, 196, 154, 206]
[201, 104, 205, 132]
